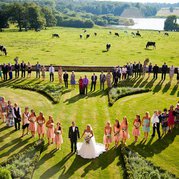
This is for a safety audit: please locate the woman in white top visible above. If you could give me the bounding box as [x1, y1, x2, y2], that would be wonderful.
[22, 107, 30, 137]
[169, 65, 175, 83]
[122, 66, 127, 80]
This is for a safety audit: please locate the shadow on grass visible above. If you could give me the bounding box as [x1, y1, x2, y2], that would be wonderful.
[129, 127, 178, 158]
[162, 82, 171, 94]
[0, 128, 16, 142]
[153, 80, 164, 93]
[170, 84, 178, 95]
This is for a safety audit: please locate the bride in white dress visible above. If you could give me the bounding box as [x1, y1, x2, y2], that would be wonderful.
[77, 124, 105, 159]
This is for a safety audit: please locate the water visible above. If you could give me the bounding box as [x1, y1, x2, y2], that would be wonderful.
[113, 18, 179, 31]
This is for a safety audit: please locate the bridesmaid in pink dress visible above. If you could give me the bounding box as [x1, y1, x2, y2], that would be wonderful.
[132, 115, 141, 143]
[104, 121, 112, 151]
[120, 117, 129, 145]
[113, 119, 120, 148]
[37, 112, 46, 139]
[54, 122, 63, 150]
[168, 105, 175, 132]
[46, 116, 55, 145]
[28, 110, 37, 138]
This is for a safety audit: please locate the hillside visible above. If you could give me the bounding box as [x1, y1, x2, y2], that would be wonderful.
[157, 7, 179, 17]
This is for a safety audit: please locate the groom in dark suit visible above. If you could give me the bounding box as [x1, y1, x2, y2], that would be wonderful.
[68, 121, 80, 153]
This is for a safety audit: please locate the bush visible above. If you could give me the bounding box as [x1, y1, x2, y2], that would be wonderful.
[108, 87, 151, 106]
[0, 168, 12, 179]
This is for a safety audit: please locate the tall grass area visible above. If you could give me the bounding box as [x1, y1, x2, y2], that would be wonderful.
[0, 71, 178, 178]
[0, 27, 179, 66]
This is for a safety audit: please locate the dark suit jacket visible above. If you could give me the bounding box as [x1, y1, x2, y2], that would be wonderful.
[63, 73, 69, 81]
[68, 126, 80, 141]
[91, 75, 97, 82]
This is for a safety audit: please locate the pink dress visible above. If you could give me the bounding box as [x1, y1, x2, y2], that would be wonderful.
[28, 116, 37, 132]
[132, 121, 140, 136]
[114, 126, 120, 142]
[55, 127, 63, 145]
[168, 110, 175, 126]
[47, 123, 55, 139]
[120, 123, 129, 139]
[103, 128, 112, 144]
[37, 119, 45, 135]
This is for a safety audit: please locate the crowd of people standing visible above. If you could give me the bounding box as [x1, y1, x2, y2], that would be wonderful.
[0, 96, 178, 151]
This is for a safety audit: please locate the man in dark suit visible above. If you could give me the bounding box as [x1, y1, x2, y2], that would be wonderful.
[13, 103, 21, 131]
[14, 61, 20, 78]
[2, 63, 8, 81]
[21, 61, 26, 78]
[153, 64, 159, 79]
[63, 71, 69, 88]
[100, 71, 106, 90]
[91, 73, 97, 91]
[68, 121, 80, 153]
[161, 62, 168, 80]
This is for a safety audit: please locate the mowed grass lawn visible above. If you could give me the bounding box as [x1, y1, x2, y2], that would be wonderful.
[0, 27, 179, 66]
[0, 72, 178, 179]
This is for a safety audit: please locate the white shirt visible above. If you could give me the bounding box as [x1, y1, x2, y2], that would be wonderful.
[12, 107, 21, 118]
[72, 126, 75, 132]
[49, 66, 55, 73]
[151, 114, 159, 124]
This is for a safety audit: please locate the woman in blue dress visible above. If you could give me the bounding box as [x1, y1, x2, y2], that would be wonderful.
[70, 71, 76, 89]
[142, 112, 151, 140]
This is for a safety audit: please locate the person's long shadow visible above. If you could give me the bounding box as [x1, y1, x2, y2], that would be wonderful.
[129, 127, 178, 158]
[133, 77, 144, 88]
[0, 136, 31, 158]
[63, 94, 85, 104]
[170, 84, 178, 95]
[153, 80, 164, 93]
[0, 129, 16, 142]
[162, 82, 171, 94]
[145, 78, 156, 89]
[0, 125, 9, 133]
[40, 152, 74, 179]
[80, 147, 119, 178]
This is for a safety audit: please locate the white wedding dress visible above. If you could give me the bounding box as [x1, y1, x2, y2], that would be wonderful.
[77, 132, 105, 159]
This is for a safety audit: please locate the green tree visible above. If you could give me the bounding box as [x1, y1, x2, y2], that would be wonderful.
[164, 15, 178, 31]
[0, 5, 9, 31]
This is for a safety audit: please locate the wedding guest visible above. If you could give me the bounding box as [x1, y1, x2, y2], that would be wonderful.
[177, 68, 179, 84]
[153, 64, 159, 79]
[0, 66, 2, 80]
[104, 121, 112, 151]
[161, 62, 168, 80]
[100, 71, 106, 90]
[63, 71, 69, 88]
[83, 75, 88, 95]
[27, 62, 32, 78]
[151, 111, 161, 139]
[58, 66, 63, 84]
[70, 71, 76, 89]
[79, 76, 84, 95]
[169, 65, 175, 83]
[21, 107, 30, 137]
[55, 122, 63, 150]
[91, 73, 97, 91]
[49, 64, 55, 82]
[106, 71, 112, 88]
[2, 63, 8, 81]
[160, 108, 169, 135]
[28, 110, 37, 138]
[175, 103, 179, 128]
[168, 105, 175, 132]
[137, 62, 142, 77]
[6, 101, 14, 127]
[133, 62, 137, 77]
[113, 119, 120, 147]
[0, 97, 7, 123]
[13, 103, 21, 131]
[132, 115, 141, 142]
[41, 65, 46, 80]
[112, 67, 117, 83]
[35, 61, 41, 78]
[37, 112, 46, 139]
[122, 66, 127, 80]
[21, 61, 26, 78]
[14, 60, 20, 78]
[148, 63, 152, 78]
[117, 66, 121, 80]
[142, 112, 151, 140]
[8, 63, 13, 79]
[120, 117, 129, 144]
[46, 116, 55, 145]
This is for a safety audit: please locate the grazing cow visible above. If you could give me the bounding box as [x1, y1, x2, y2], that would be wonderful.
[84, 29, 87, 33]
[109, 31, 112, 35]
[94, 32, 97, 36]
[131, 32, 135, 36]
[52, 34, 60, 38]
[106, 43, 111, 51]
[86, 34, 90, 39]
[158, 31, 161, 34]
[80, 34, 83, 39]
[136, 32, 141, 37]
[0, 45, 7, 55]
[35, 29, 41, 32]
[164, 32, 169, 36]
[146, 41, 156, 49]
[114, 32, 119, 37]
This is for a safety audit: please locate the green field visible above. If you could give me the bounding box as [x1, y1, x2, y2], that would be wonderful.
[0, 27, 179, 66]
[0, 27, 179, 179]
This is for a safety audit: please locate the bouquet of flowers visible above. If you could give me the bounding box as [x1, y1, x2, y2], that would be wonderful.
[38, 120, 44, 125]
[30, 117, 35, 123]
[134, 122, 140, 129]
[56, 130, 61, 135]
[114, 131, 119, 136]
[122, 128, 126, 132]
[85, 135, 91, 144]
[106, 133, 111, 138]
[50, 123, 54, 127]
